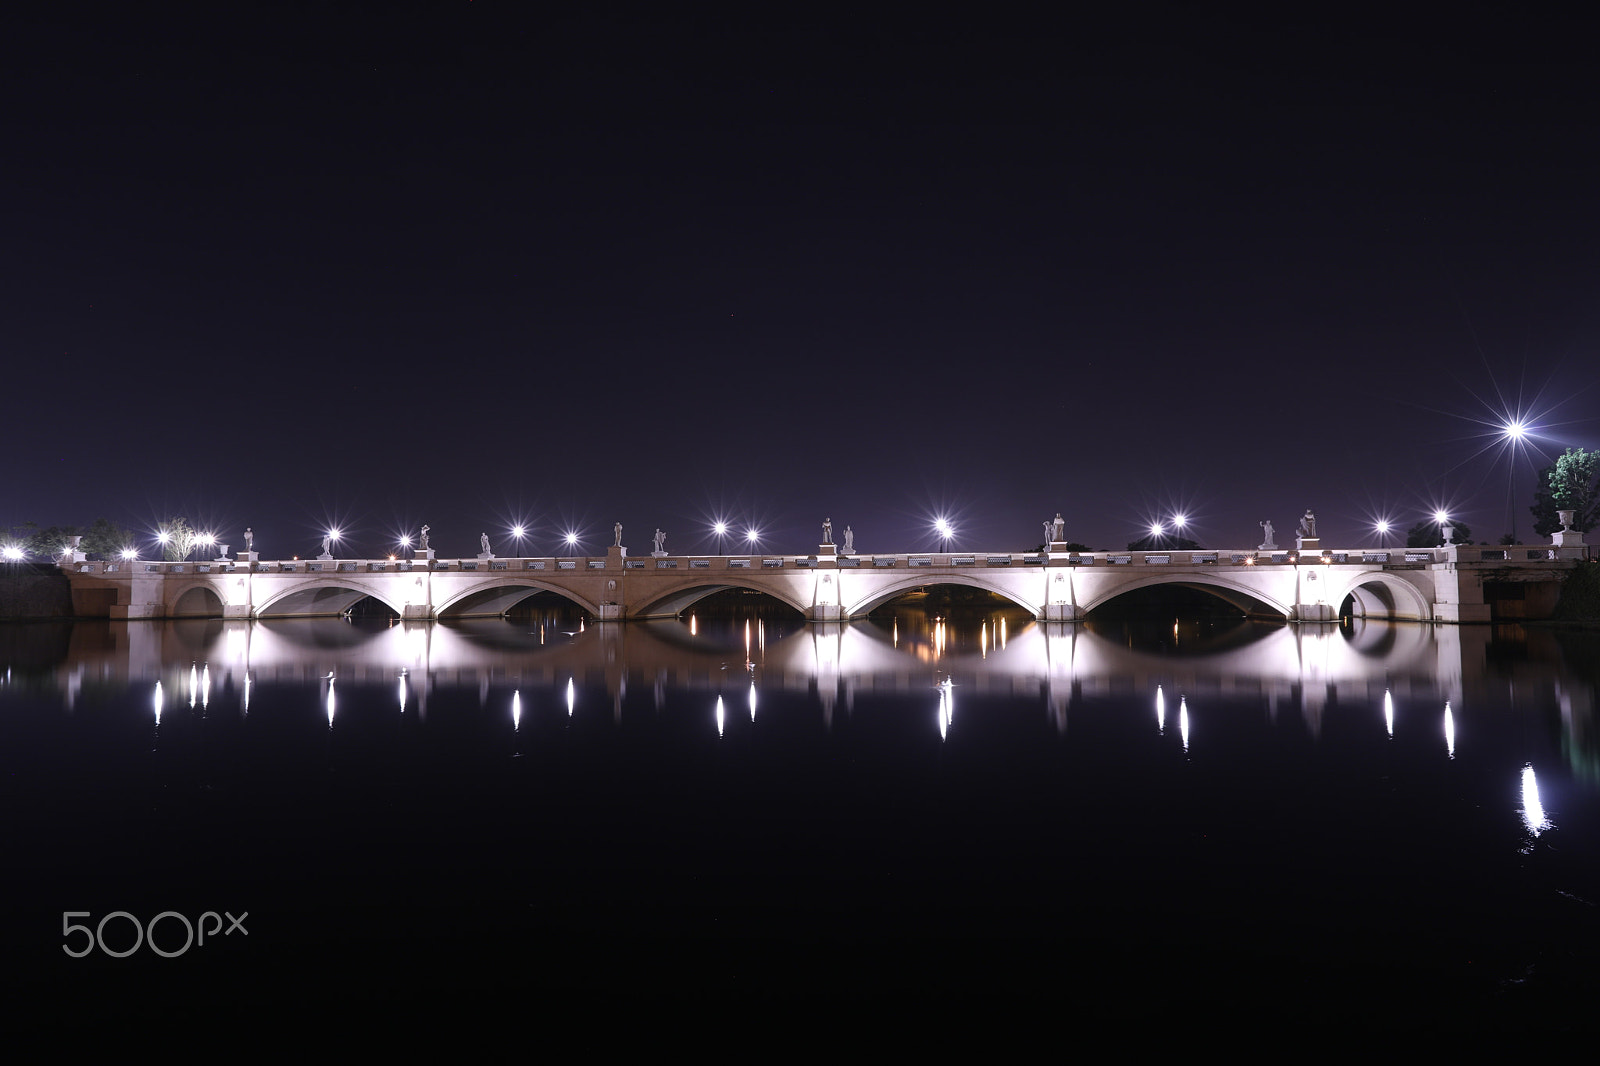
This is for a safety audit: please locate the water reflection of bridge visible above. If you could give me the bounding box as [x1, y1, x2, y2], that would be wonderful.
[52, 616, 1591, 741]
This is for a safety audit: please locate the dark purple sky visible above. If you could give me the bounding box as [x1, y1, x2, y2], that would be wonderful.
[5, 6, 1597, 557]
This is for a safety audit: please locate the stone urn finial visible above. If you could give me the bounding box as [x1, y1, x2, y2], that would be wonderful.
[1558, 509, 1575, 532]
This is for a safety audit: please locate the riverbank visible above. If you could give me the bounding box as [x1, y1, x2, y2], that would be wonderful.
[0, 565, 73, 620]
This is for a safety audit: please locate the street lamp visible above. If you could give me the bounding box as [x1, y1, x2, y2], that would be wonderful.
[1502, 419, 1528, 542]
[511, 525, 527, 557]
[934, 517, 954, 546]
[564, 531, 580, 554]
[1374, 520, 1391, 548]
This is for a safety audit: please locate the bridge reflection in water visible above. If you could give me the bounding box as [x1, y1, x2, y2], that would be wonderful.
[48, 612, 1594, 747]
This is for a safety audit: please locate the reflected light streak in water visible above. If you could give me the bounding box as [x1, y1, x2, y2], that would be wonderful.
[716, 696, 725, 737]
[690, 615, 697, 637]
[201, 664, 210, 710]
[1444, 702, 1455, 758]
[153, 680, 163, 725]
[512, 690, 521, 731]
[749, 680, 757, 722]
[981, 621, 988, 659]
[1522, 765, 1550, 835]
[1384, 689, 1393, 737]
[1156, 685, 1165, 734]
[1179, 696, 1189, 752]
[326, 677, 336, 727]
[566, 678, 575, 717]
[242, 674, 251, 715]
[398, 672, 407, 713]
[189, 662, 197, 708]
[938, 683, 949, 740]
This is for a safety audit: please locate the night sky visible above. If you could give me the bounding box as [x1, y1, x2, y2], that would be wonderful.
[6, 6, 1597, 558]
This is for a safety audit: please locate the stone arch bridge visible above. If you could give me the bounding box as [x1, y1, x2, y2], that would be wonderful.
[61, 540, 1582, 624]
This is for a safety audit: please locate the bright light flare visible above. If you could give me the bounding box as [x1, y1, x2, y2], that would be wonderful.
[1521, 764, 1550, 835]
[2, 545, 25, 561]
[511, 525, 525, 539]
[1173, 514, 1187, 530]
[120, 548, 136, 560]
[1433, 510, 1449, 525]
[934, 517, 954, 540]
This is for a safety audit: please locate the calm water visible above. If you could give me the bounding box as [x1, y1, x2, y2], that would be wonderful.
[3, 608, 1598, 1036]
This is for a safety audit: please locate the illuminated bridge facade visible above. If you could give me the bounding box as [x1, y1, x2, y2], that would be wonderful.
[60, 540, 1583, 624]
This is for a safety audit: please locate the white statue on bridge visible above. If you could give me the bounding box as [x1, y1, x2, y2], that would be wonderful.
[319, 533, 333, 558]
[653, 528, 666, 554]
[843, 526, 854, 554]
[1052, 513, 1065, 542]
[1260, 520, 1276, 550]
[419, 525, 430, 551]
[244, 528, 253, 552]
[822, 517, 833, 545]
[614, 522, 623, 547]
[480, 532, 492, 557]
[1298, 510, 1317, 539]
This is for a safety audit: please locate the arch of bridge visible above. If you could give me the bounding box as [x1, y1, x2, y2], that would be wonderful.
[162, 573, 233, 608]
[432, 576, 602, 618]
[1076, 570, 1296, 618]
[253, 579, 410, 618]
[1326, 570, 1433, 621]
[842, 572, 1042, 618]
[171, 583, 226, 616]
[629, 575, 810, 618]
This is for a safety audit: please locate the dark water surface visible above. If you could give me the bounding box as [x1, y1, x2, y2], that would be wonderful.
[3, 609, 1598, 1038]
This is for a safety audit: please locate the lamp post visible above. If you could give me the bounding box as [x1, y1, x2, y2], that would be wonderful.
[1503, 419, 1526, 543]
